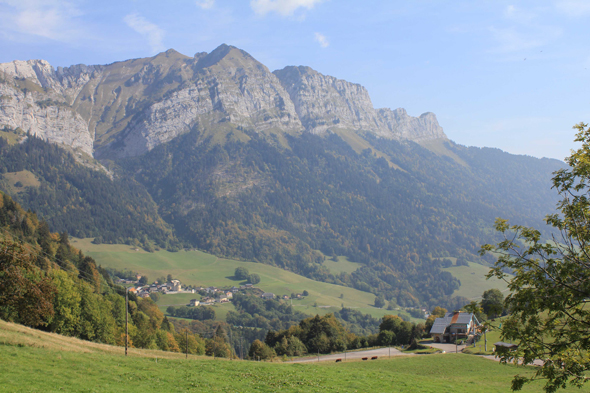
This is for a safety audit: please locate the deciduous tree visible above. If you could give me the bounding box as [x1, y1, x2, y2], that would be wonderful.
[481, 123, 590, 392]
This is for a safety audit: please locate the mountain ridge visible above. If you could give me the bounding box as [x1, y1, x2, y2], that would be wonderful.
[0, 44, 447, 159]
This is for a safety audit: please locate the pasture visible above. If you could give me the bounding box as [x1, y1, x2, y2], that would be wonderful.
[72, 239, 396, 319]
[0, 320, 570, 393]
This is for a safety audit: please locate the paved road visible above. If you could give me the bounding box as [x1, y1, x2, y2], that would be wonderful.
[290, 347, 410, 363]
[422, 340, 466, 353]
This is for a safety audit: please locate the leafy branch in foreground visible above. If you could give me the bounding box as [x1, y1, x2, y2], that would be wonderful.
[481, 123, 590, 392]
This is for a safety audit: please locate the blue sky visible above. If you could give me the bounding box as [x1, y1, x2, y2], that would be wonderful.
[0, 0, 588, 160]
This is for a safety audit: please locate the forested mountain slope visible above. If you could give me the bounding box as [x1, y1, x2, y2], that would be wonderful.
[0, 45, 565, 308]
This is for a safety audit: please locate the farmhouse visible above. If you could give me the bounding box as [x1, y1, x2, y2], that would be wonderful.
[189, 299, 200, 307]
[261, 292, 275, 300]
[430, 312, 480, 343]
[169, 280, 182, 292]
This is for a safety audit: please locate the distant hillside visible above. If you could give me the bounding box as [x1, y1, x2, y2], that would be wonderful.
[0, 45, 565, 308]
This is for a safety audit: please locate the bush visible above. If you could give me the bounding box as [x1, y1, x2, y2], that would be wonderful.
[374, 296, 385, 308]
[234, 267, 249, 280]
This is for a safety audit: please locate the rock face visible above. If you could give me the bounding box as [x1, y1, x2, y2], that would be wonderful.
[0, 76, 94, 155]
[273, 66, 447, 141]
[0, 45, 447, 159]
[377, 108, 445, 141]
[105, 45, 302, 158]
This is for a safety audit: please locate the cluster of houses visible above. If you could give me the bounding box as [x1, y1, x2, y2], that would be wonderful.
[129, 279, 195, 298]
[189, 284, 257, 306]
[187, 285, 303, 307]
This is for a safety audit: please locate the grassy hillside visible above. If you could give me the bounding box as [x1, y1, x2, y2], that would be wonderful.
[0, 320, 571, 393]
[442, 261, 510, 300]
[321, 256, 363, 275]
[72, 239, 396, 319]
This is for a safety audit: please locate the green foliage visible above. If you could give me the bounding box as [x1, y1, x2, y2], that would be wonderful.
[234, 267, 249, 280]
[0, 239, 56, 327]
[0, 136, 176, 249]
[166, 305, 216, 321]
[248, 339, 275, 360]
[228, 294, 307, 330]
[0, 193, 210, 355]
[247, 273, 260, 284]
[481, 123, 590, 392]
[379, 315, 416, 345]
[480, 289, 504, 318]
[266, 314, 350, 354]
[374, 295, 385, 308]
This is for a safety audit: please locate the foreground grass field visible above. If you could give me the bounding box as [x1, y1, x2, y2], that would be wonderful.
[71, 239, 395, 319]
[0, 320, 573, 393]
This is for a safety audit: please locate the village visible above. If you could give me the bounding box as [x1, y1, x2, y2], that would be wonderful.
[117, 276, 306, 307]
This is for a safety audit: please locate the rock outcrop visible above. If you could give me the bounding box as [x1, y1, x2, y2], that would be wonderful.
[0, 44, 447, 159]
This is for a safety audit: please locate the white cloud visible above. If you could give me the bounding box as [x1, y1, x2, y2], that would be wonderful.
[123, 13, 165, 54]
[554, 0, 590, 16]
[0, 0, 83, 42]
[314, 32, 329, 48]
[488, 5, 561, 55]
[503, 5, 535, 23]
[196, 0, 215, 10]
[250, 0, 324, 16]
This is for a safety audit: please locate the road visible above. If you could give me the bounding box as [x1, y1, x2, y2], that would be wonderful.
[422, 340, 466, 353]
[289, 347, 410, 363]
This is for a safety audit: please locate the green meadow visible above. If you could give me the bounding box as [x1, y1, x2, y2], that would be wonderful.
[72, 239, 395, 319]
[442, 261, 510, 300]
[0, 320, 573, 393]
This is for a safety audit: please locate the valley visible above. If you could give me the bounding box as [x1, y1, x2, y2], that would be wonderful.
[72, 238, 407, 320]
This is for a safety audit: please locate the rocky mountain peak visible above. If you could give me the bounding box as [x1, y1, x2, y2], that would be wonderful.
[0, 45, 447, 160]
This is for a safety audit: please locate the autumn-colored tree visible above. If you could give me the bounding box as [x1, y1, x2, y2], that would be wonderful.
[0, 239, 56, 327]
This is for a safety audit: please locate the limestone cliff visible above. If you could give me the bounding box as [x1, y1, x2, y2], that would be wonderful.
[0, 44, 446, 159]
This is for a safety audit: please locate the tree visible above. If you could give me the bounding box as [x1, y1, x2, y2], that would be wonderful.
[302, 290, 309, 296]
[234, 267, 249, 280]
[249, 339, 275, 360]
[138, 275, 148, 285]
[374, 296, 385, 308]
[0, 239, 56, 327]
[481, 289, 504, 318]
[248, 273, 260, 285]
[166, 274, 173, 283]
[481, 123, 590, 392]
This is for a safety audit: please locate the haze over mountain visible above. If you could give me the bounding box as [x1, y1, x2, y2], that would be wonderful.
[0, 44, 564, 308]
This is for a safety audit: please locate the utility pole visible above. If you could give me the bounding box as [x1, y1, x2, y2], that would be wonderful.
[229, 328, 233, 361]
[389, 346, 391, 358]
[125, 287, 128, 357]
[186, 330, 188, 359]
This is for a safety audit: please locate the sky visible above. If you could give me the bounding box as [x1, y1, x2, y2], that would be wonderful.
[0, 0, 589, 161]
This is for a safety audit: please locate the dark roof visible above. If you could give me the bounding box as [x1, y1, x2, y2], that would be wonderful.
[453, 313, 474, 325]
[430, 317, 451, 334]
[429, 312, 477, 335]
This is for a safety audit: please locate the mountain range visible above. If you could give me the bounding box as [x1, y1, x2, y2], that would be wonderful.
[0, 44, 564, 308]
